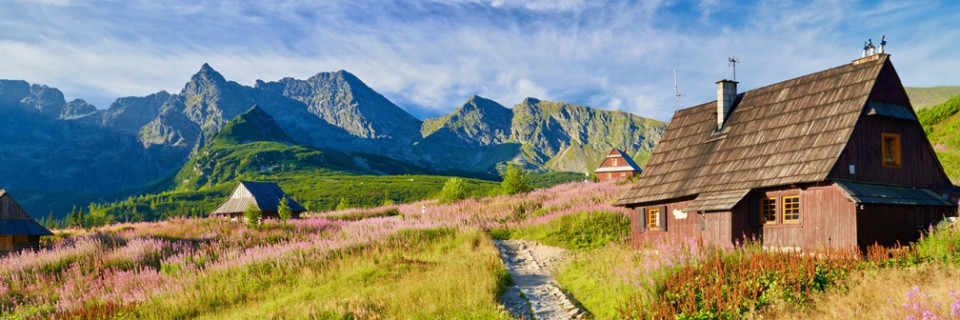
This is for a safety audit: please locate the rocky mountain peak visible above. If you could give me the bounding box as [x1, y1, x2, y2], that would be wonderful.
[188, 63, 227, 88]
[521, 97, 541, 105]
[61, 99, 97, 119]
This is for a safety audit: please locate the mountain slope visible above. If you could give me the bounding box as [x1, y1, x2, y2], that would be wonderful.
[256, 70, 423, 153]
[1, 67, 666, 219]
[918, 93, 960, 182]
[174, 106, 434, 190]
[418, 96, 666, 174]
[906, 86, 960, 109]
[0, 80, 174, 193]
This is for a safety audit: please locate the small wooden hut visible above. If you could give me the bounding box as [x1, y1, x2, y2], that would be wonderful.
[595, 148, 642, 182]
[0, 189, 54, 252]
[615, 54, 959, 251]
[210, 181, 306, 220]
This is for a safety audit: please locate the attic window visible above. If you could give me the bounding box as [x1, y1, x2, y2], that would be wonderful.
[613, 159, 618, 166]
[782, 196, 800, 223]
[647, 208, 661, 230]
[881, 133, 901, 168]
[760, 197, 777, 224]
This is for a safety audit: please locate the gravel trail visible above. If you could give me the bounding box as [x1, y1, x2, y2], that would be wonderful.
[494, 239, 585, 320]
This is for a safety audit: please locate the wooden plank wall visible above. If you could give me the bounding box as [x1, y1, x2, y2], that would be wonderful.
[830, 115, 951, 188]
[856, 204, 955, 249]
[747, 184, 857, 251]
[628, 198, 733, 248]
[829, 61, 952, 188]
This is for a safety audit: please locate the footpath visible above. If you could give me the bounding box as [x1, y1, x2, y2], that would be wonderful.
[494, 239, 585, 320]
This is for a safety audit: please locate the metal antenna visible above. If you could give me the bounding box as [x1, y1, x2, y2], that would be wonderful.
[673, 68, 682, 113]
[728, 56, 741, 81]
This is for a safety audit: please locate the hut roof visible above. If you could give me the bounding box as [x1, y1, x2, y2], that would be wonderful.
[615, 54, 894, 207]
[0, 189, 54, 236]
[210, 181, 306, 215]
[595, 149, 642, 173]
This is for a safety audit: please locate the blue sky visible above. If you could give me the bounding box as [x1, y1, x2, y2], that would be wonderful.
[1, 0, 958, 122]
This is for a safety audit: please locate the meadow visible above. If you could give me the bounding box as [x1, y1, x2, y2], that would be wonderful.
[6, 179, 960, 319]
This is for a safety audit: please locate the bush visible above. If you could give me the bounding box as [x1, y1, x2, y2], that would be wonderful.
[244, 203, 261, 227]
[335, 197, 351, 211]
[439, 177, 468, 204]
[278, 197, 292, 221]
[500, 164, 532, 195]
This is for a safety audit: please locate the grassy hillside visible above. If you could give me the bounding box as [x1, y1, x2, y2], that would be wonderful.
[918, 93, 960, 183]
[906, 86, 960, 109]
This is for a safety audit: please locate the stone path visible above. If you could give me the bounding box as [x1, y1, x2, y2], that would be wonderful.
[494, 239, 585, 320]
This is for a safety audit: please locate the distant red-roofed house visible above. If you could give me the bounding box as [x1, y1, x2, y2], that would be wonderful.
[595, 149, 642, 182]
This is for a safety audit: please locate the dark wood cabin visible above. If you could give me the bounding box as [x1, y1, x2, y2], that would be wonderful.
[210, 181, 306, 221]
[595, 149, 642, 182]
[0, 189, 54, 253]
[614, 54, 959, 252]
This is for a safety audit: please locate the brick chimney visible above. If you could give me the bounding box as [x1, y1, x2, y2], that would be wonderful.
[716, 79, 738, 130]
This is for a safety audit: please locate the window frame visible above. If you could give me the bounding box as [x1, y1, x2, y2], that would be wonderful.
[647, 208, 661, 231]
[613, 158, 618, 166]
[782, 196, 800, 223]
[881, 132, 902, 168]
[760, 197, 777, 224]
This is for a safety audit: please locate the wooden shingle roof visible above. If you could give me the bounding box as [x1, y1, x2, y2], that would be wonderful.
[0, 189, 54, 236]
[615, 55, 890, 207]
[210, 181, 306, 215]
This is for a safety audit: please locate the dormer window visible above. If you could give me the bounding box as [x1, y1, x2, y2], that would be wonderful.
[881, 133, 901, 168]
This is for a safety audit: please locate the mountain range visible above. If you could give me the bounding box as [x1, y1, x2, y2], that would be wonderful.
[0, 65, 666, 217]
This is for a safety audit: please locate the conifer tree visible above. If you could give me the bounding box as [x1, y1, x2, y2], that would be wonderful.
[278, 197, 292, 221]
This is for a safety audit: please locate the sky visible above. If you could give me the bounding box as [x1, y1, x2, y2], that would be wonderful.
[1, 0, 958, 122]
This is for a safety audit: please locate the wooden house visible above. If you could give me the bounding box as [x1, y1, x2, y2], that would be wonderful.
[595, 149, 642, 182]
[210, 181, 306, 220]
[0, 189, 54, 252]
[614, 54, 959, 251]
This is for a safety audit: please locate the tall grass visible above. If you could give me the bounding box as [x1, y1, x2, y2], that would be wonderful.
[493, 209, 630, 250]
[131, 228, 510, 319]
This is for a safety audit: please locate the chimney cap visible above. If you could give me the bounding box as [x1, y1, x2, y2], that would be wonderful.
[716, 79, 739, 84]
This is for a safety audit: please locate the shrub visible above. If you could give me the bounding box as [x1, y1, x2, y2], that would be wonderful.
[439, 177, 468, 204]
[244, 203, 261, 227]
[335, 197, 351, 211]
[500, 164, 531, 195]
[278, 197, 292, 221]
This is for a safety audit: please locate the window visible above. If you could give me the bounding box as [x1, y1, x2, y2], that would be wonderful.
[620, 172, 626, 177]
[607, 172, 612, 179]
[782, 196, 800, 223]
[647, 208, 660, 230]
[613, 159, 619, 166]
[760, 197, 777, 224]
[882, 133, 901, 168]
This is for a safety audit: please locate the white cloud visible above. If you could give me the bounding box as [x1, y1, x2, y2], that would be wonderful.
[0, 0, 957, 121]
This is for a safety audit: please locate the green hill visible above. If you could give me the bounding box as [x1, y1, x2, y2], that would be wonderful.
[906, 86, 960, 109]
[917, 93, 960, 183]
